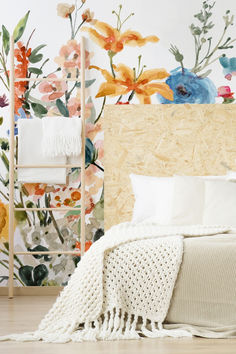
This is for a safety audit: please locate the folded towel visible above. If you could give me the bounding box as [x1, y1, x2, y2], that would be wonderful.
[42, 117, 82, 157]
[18, 118, 67, 184]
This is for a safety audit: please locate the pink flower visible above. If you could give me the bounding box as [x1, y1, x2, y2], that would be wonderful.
[54, 40, 91, 77]
[217, 86, 234, 98]
[86, 122, 102, 140]
[39, 74, 67, 101]
[67, 94, 92, 117]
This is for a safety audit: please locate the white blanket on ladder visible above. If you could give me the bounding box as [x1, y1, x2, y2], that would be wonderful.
[0, 223, 229, 343]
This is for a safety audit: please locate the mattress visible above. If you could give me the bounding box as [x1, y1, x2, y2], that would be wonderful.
[164, 233, 236, 338]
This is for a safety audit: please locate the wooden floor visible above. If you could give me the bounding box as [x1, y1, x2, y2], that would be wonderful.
[0, 296, 235, 354]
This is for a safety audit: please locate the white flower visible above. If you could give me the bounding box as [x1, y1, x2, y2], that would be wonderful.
[57, 3, 75, 18]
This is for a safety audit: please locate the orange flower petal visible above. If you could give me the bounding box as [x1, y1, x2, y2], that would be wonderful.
[95, 82, 126, 98]
[89, 65, 114, 82]
[135, 93, 151, 104]
[143, 82, 174, 101]
[93, 21, 119, 39]
[82, 27, 107, 49]
[120, 30, 159, 47]
[138, 68, 170, 84]
[113, 63, 134, 82]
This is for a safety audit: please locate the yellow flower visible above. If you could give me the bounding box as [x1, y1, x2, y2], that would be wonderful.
[82, 21, 159, 53]
[0, 202, 9, 243]
[90, 64, 173, 103]
[57, 3, 75, 18]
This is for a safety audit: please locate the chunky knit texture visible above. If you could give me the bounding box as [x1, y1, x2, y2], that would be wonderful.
[0, 223, 229, 343]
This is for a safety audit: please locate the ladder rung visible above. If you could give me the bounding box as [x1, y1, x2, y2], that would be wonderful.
[14, 251, 81, 255]
[15, 77, 80, 83]
[14, 207, 80, 211]
[16, 164, 80, 168]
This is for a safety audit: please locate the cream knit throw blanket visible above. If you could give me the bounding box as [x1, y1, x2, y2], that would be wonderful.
[0, 223, 229, 343]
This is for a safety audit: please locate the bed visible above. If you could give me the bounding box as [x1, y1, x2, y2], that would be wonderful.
[1, 104, 236, 343]
[104, 104, 236, 338]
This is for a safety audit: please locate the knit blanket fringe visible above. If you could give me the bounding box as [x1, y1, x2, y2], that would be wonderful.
[0, 308, 191, 343]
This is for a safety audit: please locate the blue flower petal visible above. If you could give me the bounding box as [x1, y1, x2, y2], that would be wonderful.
[157, 68, 217, 104]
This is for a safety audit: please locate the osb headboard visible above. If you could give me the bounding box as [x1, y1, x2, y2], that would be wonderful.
[103, 104, 236, 231]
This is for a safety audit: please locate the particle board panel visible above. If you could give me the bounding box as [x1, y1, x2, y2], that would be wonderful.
[104, 104, 236, 230]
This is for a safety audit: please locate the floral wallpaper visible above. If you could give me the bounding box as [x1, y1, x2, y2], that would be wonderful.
[0, 0, 235, 286]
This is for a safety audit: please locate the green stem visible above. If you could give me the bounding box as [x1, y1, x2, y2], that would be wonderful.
[0, 190, 9, 201]
[28, 58, 50, 91]
[26, 28, 36, 50]
[66, 81, 78, 102]
[49, 210, 64, 244]
[0, 248, 23, 267]
[45, 194, 64, 244]
[193, 23, 235, 74]
[0, 52, 9, 86]
[116, 95, 123, 104]
[20, 192, 31, 227]
[109, 53, 116, 78]
[94, 96, 106, 124]
[128, 90, 135, 102]
[74, 19, 86, 38]
[0, 75, 9, 91]
[0, 260, 25, 286]
[69, 14, 75, 39]
[92, 162, 104, 172]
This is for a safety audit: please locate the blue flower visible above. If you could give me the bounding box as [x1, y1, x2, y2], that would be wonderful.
[219, 56, 236, 80]
[7, 108, 32, 136]
[157, 67, 217, 104]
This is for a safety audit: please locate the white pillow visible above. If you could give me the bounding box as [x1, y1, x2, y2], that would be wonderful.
[129, 174, 174, 223]
[171, 176, 205, 225]
[203, 180, 236, 226]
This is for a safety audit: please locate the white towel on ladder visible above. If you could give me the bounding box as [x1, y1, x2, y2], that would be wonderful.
[42, 117, 82, 157]
[18, 118, 67, 184]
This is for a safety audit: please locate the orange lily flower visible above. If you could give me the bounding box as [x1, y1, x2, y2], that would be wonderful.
[82, 21, 159, 53]
[90, 64, 174, 103]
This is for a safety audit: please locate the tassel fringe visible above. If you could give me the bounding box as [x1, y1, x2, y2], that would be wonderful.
[42, 136, 81, 157]
[0, 308, 191, 343]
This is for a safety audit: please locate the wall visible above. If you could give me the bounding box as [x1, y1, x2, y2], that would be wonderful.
[0, 0, 235, 287]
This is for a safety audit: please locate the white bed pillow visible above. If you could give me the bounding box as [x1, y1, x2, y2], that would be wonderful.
[203, 180, 236, 226]
[171, 176, 205, 225]
[129, 174, 174, 224]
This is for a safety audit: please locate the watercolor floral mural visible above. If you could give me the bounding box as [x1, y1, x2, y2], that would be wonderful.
[0, 0, 235, 286]
[83, 6, 173, 105]
[159, 0, 235, 104]
[0, 2, 104, 286]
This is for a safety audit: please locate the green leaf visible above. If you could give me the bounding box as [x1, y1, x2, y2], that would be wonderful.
[85, 138, 97, 166]
[27, 245, 51, 261]
[14, 203, 27, 224]
[56, 99, 69, 117]
[0, 117, 3, 126]
[1, 151, 9, 171]
[13, 11, 30, 42]
[29, 44, 46, 63]
[2, 25, 10, 55]
[18, 264, 48, 286]
[33, 264, 48, 286]
[75, 79, 96, 89]
[65, 209, 81, 217]
[28, 67, 43, 75]
[29, 53, 43, 64]
[31, 102, 47, 118]
[19, 265, 34, 286]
